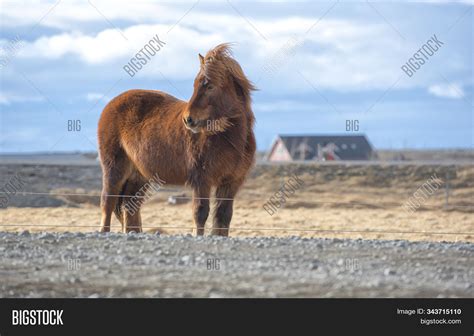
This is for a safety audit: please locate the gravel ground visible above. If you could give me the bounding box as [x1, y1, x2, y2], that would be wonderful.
[0, 232, 472, 298]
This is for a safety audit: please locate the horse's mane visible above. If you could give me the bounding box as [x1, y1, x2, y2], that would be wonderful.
[202, 43, 256, 113]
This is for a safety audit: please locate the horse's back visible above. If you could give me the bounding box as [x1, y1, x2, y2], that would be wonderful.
[103, 89, 181, 118]
[99, 89, 183, 135]
[98, 89, 187, 182]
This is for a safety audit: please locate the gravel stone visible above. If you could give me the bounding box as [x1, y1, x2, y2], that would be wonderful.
[0, 232, 472, 298]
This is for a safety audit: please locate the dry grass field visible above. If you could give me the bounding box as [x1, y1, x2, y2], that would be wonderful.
[1, 157, 473, 242]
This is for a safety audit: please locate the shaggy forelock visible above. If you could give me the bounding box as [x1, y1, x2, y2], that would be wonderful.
[201, 43, 256, 94]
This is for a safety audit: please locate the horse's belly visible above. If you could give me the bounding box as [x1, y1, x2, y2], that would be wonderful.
[132, 144, 188, 186]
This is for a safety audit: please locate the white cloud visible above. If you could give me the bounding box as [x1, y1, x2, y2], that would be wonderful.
[0, 1, 184, 29]
[1, 0, 471, 31]
[0, 92, 45, 105]
[27, 29, 130, 64]
[15, 16, 408, 89]
[428, 83, 465, 99]
[2, 0, 471, 93]
[86, 92, 109, 102]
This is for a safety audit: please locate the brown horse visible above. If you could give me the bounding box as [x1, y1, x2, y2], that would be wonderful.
[97, 43, 256, 236]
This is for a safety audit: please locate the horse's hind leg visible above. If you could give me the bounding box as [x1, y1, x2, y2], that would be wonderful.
[100, 177, 127, 232]
[211, 179, 243, 237]
[121, 176, 146, 233]
[99, 152, 131, 233]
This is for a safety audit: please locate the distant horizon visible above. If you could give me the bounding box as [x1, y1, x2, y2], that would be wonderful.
[1, 147, 474, 156]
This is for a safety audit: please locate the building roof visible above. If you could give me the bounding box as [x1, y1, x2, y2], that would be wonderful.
[276, 134, 374, 160]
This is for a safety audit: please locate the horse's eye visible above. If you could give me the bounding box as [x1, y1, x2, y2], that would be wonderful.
[207, 84, 213, 90]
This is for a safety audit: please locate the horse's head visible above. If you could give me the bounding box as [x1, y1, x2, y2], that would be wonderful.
[183, 43, 255, 134]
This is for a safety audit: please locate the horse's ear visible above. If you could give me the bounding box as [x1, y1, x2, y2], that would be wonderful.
[198, 53, 204, 66]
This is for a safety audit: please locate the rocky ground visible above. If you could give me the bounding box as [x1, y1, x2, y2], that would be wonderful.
[0, 232, 472, 298]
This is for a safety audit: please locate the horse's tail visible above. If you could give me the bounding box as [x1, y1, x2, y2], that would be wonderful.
[113, 180, 128, 226]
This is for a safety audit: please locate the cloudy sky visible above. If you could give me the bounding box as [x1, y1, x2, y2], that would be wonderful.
[0, 0, 472, 153]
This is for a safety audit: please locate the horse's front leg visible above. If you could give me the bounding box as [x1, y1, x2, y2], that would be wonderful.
[192, 185, 210, 236]
[211, 179, 242, 237]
